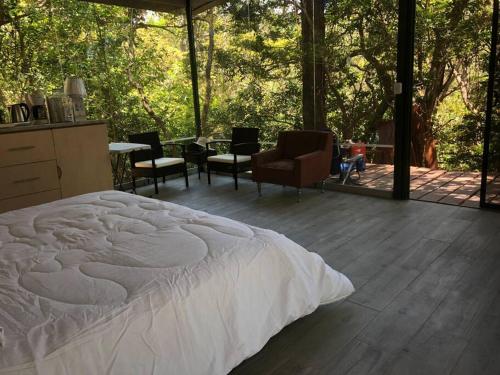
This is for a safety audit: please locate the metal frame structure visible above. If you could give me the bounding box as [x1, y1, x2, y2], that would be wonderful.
[480, 0, 499, 209]
[80, 0, 498, 208]
[393, 0, 416, 200]
[185, 0, 202, 138]
[82, 0, 225, 14]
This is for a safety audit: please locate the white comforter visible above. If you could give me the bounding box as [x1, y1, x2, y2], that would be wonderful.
[0, 191, 354, 375]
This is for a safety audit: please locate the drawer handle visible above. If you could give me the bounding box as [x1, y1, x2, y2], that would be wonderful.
[8, 145, 36, 152]
[13, 177, 41, 184]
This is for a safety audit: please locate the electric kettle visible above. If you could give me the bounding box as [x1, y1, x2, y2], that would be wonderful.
[8, 103, 30, 123]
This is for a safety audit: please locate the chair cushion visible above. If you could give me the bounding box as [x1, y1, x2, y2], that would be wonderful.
[207, 154, 251, 164]
[261, 159, 294, 171]
[135, 157, 184, 168]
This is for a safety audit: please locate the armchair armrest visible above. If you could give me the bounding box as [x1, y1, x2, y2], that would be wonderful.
[294, 150, 325, 171]
[293, 149, 332, 186]
[251, 149, 281, 166]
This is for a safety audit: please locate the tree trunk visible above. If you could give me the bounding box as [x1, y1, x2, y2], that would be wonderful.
[301, 0, 326, 130]
[412, 0, 470, 169]
[200, 9, 215, 136]
[411, 104, 437, 168]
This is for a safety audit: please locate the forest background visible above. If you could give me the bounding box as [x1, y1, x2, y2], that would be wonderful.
[0, 0, 493, 170]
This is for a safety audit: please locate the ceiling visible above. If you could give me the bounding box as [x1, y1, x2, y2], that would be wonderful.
[79, 0, 226, 14]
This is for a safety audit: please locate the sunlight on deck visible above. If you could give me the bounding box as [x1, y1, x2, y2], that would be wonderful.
[330, 163, 500, 208]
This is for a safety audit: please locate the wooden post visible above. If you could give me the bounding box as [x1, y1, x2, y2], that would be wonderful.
[186, 0, 202, 138]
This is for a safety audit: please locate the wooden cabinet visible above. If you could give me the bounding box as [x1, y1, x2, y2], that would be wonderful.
[0, 122, 113, 213]
[53, 124, 113, 198]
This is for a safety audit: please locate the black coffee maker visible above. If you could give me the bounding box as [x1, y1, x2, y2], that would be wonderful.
[26, 91, 49, 123]
[32, 104, 48, 122]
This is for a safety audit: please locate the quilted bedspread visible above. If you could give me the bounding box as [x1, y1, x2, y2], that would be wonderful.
[0, 191, 354, 375]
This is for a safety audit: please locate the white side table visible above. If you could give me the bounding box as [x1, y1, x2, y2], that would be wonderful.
[109, 142, 151, 191]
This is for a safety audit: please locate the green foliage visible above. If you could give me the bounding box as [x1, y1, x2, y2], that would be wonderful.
[0, 0, 493, 171]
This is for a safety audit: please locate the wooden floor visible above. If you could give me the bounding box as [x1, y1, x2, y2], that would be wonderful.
[138, 175, 500, 375]
[331, 164, 500, 208]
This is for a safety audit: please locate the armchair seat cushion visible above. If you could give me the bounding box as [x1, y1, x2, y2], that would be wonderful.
[207, 154, 251, 164]
[135, 157, 184, 168]
[261, 159, 294, 171]
[252, 131, 333, 189]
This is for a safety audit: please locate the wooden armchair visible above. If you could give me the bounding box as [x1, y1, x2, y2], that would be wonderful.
[128, 131, 189, 194]
[206, 127, 261, 190]
[251, 131, 333, 201]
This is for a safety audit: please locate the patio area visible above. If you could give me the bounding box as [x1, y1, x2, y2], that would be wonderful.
[139, 175, 500, 375]
[329, 163, 500, 208]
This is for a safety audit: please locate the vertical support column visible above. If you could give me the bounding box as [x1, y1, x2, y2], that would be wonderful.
[301, 0, 326, 131]
[393, 0, 416, 200]
[480, 0, 499, 208]
[186, 0, 202, 138]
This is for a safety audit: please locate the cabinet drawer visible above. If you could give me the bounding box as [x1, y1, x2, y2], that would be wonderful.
[0, 130, 56, 167]
[0, 189, 61, 214]
[0, 160, 60, 200]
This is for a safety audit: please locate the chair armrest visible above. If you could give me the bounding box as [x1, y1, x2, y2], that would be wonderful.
[252, 149, 281, 166]
[294, 150, 325, 170]
[206, 140, 231, 147]
[232, 142, 260, 155]
[345, 154, 363, 163]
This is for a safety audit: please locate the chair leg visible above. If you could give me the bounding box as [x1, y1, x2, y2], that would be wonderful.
[257, 182, 262, 197]
[132, 176, 136, 194]
[198, 164, 202, 179]
[233, 167, 238, 190]
[342, 163, 355, 185]
[207, 164, 211, 185]
[321, 180, 326, 193]
[297, 188, 302, 203]
[163, 176, 166, 184]
[184, 165, 189, 188]
[154, 176, 159, 194]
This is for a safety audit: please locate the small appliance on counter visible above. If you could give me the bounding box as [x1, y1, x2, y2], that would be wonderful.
[46, 90, 74, 123]
[26, 90, 49, 124]
[64, 77, 87, 121]
[7, 103, 30, 123]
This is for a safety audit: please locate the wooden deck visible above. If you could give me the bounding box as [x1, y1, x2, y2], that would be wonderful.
[137, 176, 500, 375]
[332, 163, 500, 208]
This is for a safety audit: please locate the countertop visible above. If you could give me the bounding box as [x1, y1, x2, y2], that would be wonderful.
[0, 120, 109, 134]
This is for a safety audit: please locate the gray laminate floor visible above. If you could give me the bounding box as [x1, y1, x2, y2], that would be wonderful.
[138, 174, 500, 375]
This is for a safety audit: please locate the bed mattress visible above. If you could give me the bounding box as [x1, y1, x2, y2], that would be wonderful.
[0, 191, 354, 375]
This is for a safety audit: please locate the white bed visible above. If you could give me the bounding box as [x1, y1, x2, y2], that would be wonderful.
[0, 191, 354, 375]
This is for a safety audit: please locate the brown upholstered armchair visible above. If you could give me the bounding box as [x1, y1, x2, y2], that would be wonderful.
[251, 131, 333, 201]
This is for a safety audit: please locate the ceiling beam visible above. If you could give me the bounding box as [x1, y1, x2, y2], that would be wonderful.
[79, 0, 225, 14]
